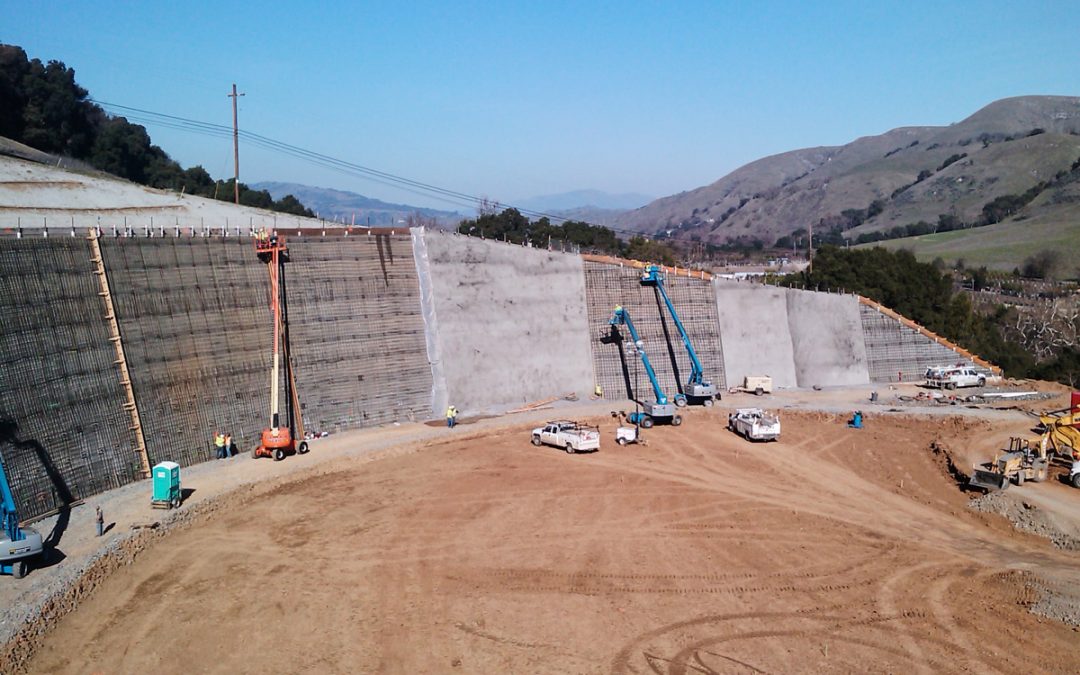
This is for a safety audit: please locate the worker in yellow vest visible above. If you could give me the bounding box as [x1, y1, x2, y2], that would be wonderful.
[446, 405, 458, 429]
[214, 431, 226, 459]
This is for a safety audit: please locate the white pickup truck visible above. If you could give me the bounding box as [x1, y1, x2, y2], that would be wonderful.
[531, 421, 601, 454]
[728, 408, 781, 442]
[924, 365, 986, 390]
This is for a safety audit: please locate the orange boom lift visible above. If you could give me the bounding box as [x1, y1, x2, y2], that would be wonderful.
[253, 233, 308, 461]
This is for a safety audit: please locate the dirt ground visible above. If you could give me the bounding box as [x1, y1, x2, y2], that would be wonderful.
[20, 405, 1080, 674]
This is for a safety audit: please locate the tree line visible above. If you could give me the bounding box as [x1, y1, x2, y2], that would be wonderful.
[781, 246, 1080, 384]
[457, 207, 677, 265]
[0, 44, 313, 217]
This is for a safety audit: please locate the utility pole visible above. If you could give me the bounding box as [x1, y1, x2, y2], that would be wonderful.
[228, 84, 245, 205]
[807, 220, 813, 274]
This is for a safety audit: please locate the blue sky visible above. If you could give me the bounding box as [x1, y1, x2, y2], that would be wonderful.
[6, 1, 1080, 211]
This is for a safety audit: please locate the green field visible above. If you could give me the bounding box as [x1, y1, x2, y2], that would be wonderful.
[857, 215, 1080, 271]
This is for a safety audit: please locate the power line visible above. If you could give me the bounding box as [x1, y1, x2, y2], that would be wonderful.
[89, 98, 650, 237]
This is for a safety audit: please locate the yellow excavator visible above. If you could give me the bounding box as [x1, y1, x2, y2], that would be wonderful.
[968, 437, 1050, 491]
[968, 413, 1080, 491]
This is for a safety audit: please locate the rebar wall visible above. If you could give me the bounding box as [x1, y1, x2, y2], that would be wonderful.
[584, 261, 726, 404]
[99, 237, 272, 467]
[286, 234, 431, 429]
[0, 238, 139, 520]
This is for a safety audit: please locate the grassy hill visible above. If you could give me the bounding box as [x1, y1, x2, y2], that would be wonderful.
[614, 96, 1080, 254]
[865, 208, 1080, 271]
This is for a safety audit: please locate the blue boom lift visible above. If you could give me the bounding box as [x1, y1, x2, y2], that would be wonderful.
[641, 265, 718, 407]
[1, 454, 43, 578]
[608, 306, 682, 428]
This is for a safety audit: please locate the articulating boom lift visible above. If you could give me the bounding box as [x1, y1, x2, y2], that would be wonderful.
[1, 454, 42, 578]
[253, 234, 308, 461]
[641, 265, 718, 407]
[608, 306, 682, 428]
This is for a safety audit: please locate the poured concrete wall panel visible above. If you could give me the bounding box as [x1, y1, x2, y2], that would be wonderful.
[422, 232, 594, 412]
[786, 290, 870, 387]
[585, 262, 725, 404]
[714, 282, 797, 389]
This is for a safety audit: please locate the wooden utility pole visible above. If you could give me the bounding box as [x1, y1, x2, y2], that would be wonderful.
[808, 220, 813, 274]
[228, 84, 245, 204]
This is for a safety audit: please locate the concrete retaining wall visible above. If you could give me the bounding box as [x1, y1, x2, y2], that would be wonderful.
[418, 231, 594, 413]
[0, 228, 1003, 516]
[786, 289, 870, 387]
[714, 282, 797, 389]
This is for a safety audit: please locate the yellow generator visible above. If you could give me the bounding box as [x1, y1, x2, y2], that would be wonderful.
[968, 437, 1049, 491]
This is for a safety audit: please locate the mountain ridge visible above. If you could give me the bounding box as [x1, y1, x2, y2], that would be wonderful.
[613, 95, 1080, 250]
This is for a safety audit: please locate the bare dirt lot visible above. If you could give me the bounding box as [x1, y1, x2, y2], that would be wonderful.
[21, 408, 1080, 673]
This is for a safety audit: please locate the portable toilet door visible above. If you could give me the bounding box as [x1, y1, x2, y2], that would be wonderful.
[151, 461, 181, 508]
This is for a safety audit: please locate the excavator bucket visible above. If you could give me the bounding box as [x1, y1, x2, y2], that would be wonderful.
[968, 469, 1009, 492]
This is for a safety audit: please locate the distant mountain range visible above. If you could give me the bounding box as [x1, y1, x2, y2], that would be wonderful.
[514, 189, 653, 212]
[252, 182, 464, 227]
[613, 96, 1080, 254]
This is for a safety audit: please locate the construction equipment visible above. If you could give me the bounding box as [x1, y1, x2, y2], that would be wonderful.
[611, 410, 643, 445]
[732, 375, 773, 396]
[968, 437, 1050, 491]
[606, 306, 682, 428]
[1, 452, 43, 578]
[640, 265, 718, 406]
[252, 234, 308, 461]
[728, 408, 781, 441]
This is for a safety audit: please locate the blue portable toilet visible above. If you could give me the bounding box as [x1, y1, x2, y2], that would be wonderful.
[151, 461, 181, 509]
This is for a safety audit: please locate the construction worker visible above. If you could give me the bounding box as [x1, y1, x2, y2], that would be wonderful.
[214, 431, 226, 459]
[594, 384, 603, 398]
[446, 405, 458, 429]
[95, 505, 104, 537]
[223, 432, 233, 458]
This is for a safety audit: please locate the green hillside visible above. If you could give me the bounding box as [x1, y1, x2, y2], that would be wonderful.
[864, 207, 1080, 270]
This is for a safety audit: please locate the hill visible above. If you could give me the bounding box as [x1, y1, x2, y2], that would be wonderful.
[514, 189, 652, 212]
[614, 96, 1080, 256]
[251, 182, 463, 228]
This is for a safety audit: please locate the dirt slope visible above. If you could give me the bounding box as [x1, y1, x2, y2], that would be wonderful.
[26, 410, 1080, 674]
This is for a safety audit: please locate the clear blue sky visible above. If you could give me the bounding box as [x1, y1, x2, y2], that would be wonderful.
[6, 1, 1080, 211]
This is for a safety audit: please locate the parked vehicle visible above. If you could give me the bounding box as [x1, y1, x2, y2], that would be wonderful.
[728, 408, 781, 441]
[531, 421, 601, 453]
[925, 365, 986, 390]
[732, 375, 773, 396]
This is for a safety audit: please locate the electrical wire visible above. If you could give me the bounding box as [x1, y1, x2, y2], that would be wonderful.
[90, 99, 647, 236]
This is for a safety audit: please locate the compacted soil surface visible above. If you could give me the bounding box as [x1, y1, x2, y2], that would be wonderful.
[23, 409, 1080, 674]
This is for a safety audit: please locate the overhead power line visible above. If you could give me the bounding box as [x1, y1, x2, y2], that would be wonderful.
[89, 98, 649, 237]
